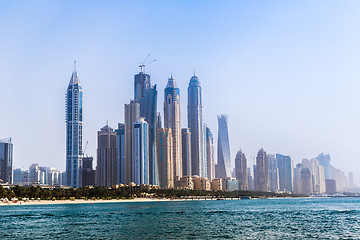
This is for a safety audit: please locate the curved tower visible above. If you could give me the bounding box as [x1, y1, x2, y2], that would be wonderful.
[66, 62, 83, 188]
[187, 75, 204, 177]
[164, 75, 182, 178]
[216, 115, 231, 178]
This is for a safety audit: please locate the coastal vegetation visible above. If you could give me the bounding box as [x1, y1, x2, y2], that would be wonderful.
[0, 185, 306, 200]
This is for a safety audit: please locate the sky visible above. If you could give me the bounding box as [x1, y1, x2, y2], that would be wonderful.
[1, 1, 360, 184]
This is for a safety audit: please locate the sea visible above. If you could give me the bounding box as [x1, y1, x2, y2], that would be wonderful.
[1, 197, 360, 239]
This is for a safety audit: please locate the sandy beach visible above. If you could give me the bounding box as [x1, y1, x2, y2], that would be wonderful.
[0, 198, 191, 206]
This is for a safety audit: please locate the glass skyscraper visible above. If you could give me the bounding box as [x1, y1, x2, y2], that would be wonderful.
[187, 75, 204, 177]
[65, 63, 83, 188]
[132, 118, 149, 185]
[276, 154, 293, 192]
[216, 115, 231, 178]
[0, 139, 13, 184]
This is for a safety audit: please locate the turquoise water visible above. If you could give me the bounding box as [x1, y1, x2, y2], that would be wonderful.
[1, 197, 360, 239]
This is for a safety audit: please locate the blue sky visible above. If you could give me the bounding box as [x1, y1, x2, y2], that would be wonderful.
[1, 1, 360, 184]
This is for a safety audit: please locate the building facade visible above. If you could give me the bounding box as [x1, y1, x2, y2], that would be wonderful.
[116, 123, 126, 184]
[96, 124, 117, 187]
[206, 127, 215, 181]
[65, 63, 83, 188]
[82, 156, 95, 187]
[181, 128, 191, 177]
[157, 128, 174, 188]
[235, 149, 248, 190]
[276, 154, 293, 192]
[255, 148, 269, 192]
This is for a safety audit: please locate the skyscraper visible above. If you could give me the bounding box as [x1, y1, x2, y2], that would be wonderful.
[316, 153, 331, 179]
[235, 149, 248, 190]
[187, 75, 204, 177]
[82, 157, 95, 187]
[132, 118, 149, 185]
[116, 123, 126, 184]
[206, 127, 215, 181]
[0, 139, 13, 184]
[276, 154, 293, 192]
[137, 71, 158, 186]
[268, 154, 279, 192]
[65, 62, 83, 188]
[124, 100, 140, 184]
[255, 148, 269, 192]
[96, 124, 117, 187]
[181, 128, 191, 177]
[157, 128, 174, 188]
[164, 75, 182, 178]
[216, 115, 231, 178]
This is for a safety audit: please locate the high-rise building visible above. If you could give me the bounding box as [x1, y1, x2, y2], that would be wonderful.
[65, 62, 83, 188]
[48, 168, 61, 186]
[205, 127, 215, 181]
[349, 172, 354, 189]
[316, 153, 331, 179]
[235, 149, 248, 190]
[164, 75, 182, 178]
[137, 71, 158, 186]
[0, 139, 13, 184]
[276, 154, 293, 192]
[255, 148, 269, 192]
[96, 124, 117, 187]
[82, 157, 95, 187]
[132, 118, 149, 185]
[300, 168, 313, 194]
[181, 128, 191, 177]
[13, 168, 24, 185]
[124, 100, 140, 184]
[116, 123, 126, 184]
[157, 128, 174, 188]
[293, 163, 303, 194]
[216, 115, 231, 178]
[268, 154, 279, 192]
[187, 75, 204, 177]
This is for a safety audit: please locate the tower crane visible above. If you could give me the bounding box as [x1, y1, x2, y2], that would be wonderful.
[82, 140, 89, 157]
[139, 54, 157, 74]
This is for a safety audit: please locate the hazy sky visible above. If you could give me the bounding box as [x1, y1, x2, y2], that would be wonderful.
[1, 1, 360, 184]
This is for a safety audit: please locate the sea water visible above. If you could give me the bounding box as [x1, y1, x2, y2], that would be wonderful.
[1, 197, 360, 239]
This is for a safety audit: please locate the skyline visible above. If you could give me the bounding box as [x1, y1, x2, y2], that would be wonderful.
[1, 1, 360, 185]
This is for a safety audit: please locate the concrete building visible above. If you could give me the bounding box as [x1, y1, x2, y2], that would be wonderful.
[216, 115, 231, 178]
[132, 118, 149, 185]
[96, 124, 117, 187]
[317, 153, 331, 179]
[235, 149, 248, 190]
[175, 176, 194, 190]
[325, 179, 337, 193]
[0, 139, 13, 184]
[48, 168, 61, 186]
[65, 63, 83, 188]
[211, 178, 223, 191]
[222, 177, 239, 192]
[300, 168, 313, 194]
[82, 156, 95, 187]
[181, 128, 191, 177]
[255, 148, 269, 192]
[157, 128, 174, 188]
[205, 127, 215, 181]
[13, 168, 24, 185]
[124, 100, 140, 184]
[276, 154, 292, 192]
[164, 75, 182, 179]
[116, 123, 126, 184]
[188, 75, 204, 177]
[192, 176, 211, 190]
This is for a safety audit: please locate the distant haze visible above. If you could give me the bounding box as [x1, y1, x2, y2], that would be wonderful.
[0, 1, 359, 185]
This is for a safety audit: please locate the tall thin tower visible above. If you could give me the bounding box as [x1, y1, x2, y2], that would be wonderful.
[187, 75, 204, 177]
[164, 75, 182, 178]
[66, 62, 83, 188]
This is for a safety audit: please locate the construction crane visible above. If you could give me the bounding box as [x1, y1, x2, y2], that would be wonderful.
[139, 54, 157, 74]
[82, 140, 89, 157]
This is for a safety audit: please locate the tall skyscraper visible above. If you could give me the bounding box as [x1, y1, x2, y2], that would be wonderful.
[316, 153, 331, 179]
[0, 139, 13, 184]
[216, 115, 231, 178]
[181, 128, 191, 177]
[116, 123, 126, 184]
[132, 118, 149, 185]
[82, 157, 95, 187]
[138, 73, 158, 186]
[206, 127, 215, 181]
[164, 75, 182, 178]
[187, 75, 204, 177]
[157, 128, 174, 188]
[65, 63, 83, 188]
[124, 100, 140, 184]
[276, 154, 293, 192]
[235, 149, 248, 190]
[255, 148, 269, 192]
[96, 124, 117, 187]
[268, 154, 279, 192]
